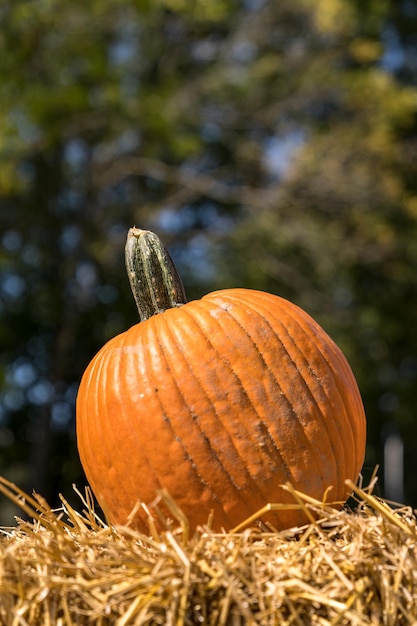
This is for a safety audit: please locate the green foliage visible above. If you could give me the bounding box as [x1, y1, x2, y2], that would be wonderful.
[0, 0, 417, 522]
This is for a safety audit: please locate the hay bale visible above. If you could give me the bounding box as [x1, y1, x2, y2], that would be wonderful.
[0, 476, 416, 625]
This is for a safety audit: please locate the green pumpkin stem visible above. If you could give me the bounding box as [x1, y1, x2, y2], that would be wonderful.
[125, 227, 188, 321]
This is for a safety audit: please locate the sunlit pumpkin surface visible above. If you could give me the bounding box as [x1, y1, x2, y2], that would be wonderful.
[76, 288, 366, 532]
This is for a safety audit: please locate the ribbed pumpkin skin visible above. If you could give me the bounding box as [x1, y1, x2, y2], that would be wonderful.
[76, 288, 366, 532]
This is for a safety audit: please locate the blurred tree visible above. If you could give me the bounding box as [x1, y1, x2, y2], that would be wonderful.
[0, 0, 416, 522]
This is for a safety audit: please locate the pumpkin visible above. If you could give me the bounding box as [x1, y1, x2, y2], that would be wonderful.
[76, 228, 366, 532]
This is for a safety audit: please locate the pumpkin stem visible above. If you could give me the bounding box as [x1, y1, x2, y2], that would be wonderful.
[125, 228, 188, 321]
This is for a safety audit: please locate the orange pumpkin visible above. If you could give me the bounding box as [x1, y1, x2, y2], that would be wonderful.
[76, 228, 366, 532]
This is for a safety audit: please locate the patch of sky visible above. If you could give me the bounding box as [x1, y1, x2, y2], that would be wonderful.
[109, 39, 135, 66]
[2, 230, 22, 253]
[243, 0, 267, 11]
[198, 203, 235, 234]
[109, 222, 129, 238]
[73, 262, 99, 309]
[0, 273, 26, 300]
[60, 225, 81, 253]
[76, 262, 98, 293]
[108, 20, 140, 97]
[108, 21, 139, 66]
[117, 130, 140, 154]
[230, 39, 257, 64]
[27, 380, 54, 406]
[7, 360, 37, 389]
[194, 34, 256, 65]
[152, 203, 224, 282]
[3, 389, 25, 412]
[64, 139, 88, 168]
[53, 188, 85, 213]
[174, 233, 215, 283]
[380, 26, 405, 73]
[64, 383, 79, 406]
[2, 230, 42, 270]
[154, 206, 197, 233]
[154, 204, 234, 236]
[51, 401, 73, 431]
[201, 122, 222, 143]
[264, 130, 305, 179]
[192, 37, 220, 62]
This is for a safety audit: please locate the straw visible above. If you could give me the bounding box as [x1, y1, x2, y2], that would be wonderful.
[1, 475, 417, 625]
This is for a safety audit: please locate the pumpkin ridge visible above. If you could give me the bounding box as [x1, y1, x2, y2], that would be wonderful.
[268, 298, 363, 483]
[232, 292, 345, 493]
[154, 308, 261, 521]
[96, 331, 170, 520]
[117, 328, 169, 498]
[148, 314, 238, 518]
[77, 340, 132, 515]
[306, 325, 366, 471]
[280, 314, 356, 476]
[76, 354, 103, 492]
[88, 348, 117, 479]
[181, 300, 294, 498]
[209, 292, 331, 495]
